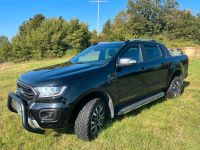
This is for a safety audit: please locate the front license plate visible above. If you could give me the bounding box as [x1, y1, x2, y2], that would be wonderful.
[11, 99, 22, 116]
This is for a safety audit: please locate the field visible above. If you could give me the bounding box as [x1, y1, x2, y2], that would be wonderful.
[0, 57, 200, 150]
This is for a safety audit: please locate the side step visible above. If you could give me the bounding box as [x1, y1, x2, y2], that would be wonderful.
[117, 92, 165, 115]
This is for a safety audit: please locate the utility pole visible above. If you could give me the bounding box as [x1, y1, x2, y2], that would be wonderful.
[89, 0, 108, 36]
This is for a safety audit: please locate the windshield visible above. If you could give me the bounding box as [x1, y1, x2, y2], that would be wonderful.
[70, 43, 124, 64]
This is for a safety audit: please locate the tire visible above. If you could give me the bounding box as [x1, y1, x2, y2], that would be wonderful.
[74, 98, 106, 141]
[165, 76, 183, 99]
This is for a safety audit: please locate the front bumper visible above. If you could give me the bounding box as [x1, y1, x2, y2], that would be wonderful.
[8, 93, 45, 134]
[8, 92, 72, 134]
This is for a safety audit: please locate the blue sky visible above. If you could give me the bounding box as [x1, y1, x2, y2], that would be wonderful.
[0, 0, 199, 39]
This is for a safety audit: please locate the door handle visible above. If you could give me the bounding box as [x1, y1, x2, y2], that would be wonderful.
[108, 73, 117, 82]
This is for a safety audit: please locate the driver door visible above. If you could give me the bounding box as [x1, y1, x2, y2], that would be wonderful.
[116, 44, 148, 104]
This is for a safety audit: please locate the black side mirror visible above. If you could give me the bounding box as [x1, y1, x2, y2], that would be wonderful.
[117, 58, 136, 67]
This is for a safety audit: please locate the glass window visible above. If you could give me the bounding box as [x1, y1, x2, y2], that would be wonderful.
[105, 48, 118, 60]
[79, 51, 100, 62]
[121, 46, 143, 63]
[70, 43, 124, 64]
[143, 44, 161, 60]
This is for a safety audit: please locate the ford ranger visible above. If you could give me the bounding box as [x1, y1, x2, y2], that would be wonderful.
[8, 39, 189, 141]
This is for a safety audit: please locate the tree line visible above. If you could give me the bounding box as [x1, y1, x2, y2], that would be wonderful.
[1, 0, 200, 63]
[0, 15, 91, 62]
[97, 0, 200, 44]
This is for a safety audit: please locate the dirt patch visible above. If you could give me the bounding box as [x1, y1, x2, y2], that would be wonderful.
[182, 47, 200, 59]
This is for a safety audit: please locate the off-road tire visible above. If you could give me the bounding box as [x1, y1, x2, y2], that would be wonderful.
[74, 98, 106, 141]
[165, 76, 183, 99]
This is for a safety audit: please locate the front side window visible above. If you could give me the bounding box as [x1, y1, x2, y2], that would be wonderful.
[70, 43, 124, 64]
[143, 44, 161, 61]
[120, 45, 143, 63]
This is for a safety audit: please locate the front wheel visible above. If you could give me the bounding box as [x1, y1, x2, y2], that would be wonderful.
[165, 76, 183, 99]
[74, 98, 106, 141]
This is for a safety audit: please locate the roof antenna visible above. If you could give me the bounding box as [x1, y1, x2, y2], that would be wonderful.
[89, 0, 108, 36]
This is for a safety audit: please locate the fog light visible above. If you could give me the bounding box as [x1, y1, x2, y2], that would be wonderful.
[39, 109, 58, 121]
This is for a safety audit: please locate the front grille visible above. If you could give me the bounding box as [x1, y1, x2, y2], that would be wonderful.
[17, 81, 36, 101]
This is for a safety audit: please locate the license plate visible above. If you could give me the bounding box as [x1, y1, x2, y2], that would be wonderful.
[11, 99, 22, 116]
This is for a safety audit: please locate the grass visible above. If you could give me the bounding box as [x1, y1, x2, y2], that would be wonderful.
[0, 56, 200, 150]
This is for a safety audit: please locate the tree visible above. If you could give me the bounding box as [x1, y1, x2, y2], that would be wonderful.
[110, 11, 130, 41]
[102, 19, 112, 35]
[19, 14, 45, 35]
[101, 0, 200, 43]
[90, 30, 98, 44]
[127, 0, 163, 35]
[11, 15, 91, 60]
[63, 19, 91, 50]
[2, 1, 200, 63]
[164, 10, 200, 42]
[12, 14, 46, 60]
[0, 36, 11, 62]
[164, 0, 179, 12]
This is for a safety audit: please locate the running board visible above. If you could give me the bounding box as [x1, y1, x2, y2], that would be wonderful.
[117, 92, 165, 115]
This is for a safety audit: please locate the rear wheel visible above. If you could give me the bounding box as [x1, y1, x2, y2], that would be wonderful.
[165, 76, 183, 99]
[74, 98, 106, 141]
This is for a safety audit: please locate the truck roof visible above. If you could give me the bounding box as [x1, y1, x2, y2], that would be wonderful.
[97, 39, 157, 45]
[97, 41, 125, 45]
[128, 39, 157, 43]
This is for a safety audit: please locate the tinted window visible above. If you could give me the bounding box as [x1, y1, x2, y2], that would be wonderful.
[158, 43, 171, 57]
[105, 48, 118, 60]
[121, 46, 143, 63]
[70, 43, 124, 63]
[143, 44, 161, 60]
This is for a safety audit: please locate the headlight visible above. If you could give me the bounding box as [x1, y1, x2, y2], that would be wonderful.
[36, 86, 67, 98]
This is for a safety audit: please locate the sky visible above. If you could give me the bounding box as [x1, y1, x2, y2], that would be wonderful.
[0, 0, 200, 39]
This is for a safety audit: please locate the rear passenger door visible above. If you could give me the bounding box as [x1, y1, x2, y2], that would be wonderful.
[141, 42, 168, 94]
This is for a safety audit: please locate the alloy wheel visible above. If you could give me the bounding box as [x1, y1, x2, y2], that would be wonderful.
[90, 105, 105, 136]
[172, 80, 182, 97]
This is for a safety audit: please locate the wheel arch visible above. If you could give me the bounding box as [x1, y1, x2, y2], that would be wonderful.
[172, 69, 182, 78]
[69, 90, 115, 123]
[168, 69, 183, 87]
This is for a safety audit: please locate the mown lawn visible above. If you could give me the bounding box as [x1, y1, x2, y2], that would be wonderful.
[0, 57, 200, 150]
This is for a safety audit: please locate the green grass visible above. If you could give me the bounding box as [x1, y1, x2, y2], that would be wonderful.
[0, 57, 200, 150]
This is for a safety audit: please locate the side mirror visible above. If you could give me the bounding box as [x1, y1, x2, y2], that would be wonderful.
[117, 58, 136, 67]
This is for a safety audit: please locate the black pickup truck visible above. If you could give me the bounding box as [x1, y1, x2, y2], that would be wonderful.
[8, 39, 188, 141]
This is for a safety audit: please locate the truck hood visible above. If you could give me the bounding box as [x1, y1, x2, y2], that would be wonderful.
[19, 62, 103, 86]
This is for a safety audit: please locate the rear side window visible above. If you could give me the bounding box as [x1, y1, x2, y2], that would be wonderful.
[143, 44, 161, 61]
